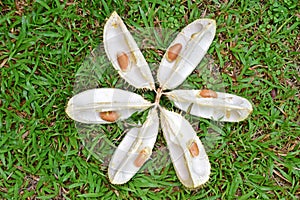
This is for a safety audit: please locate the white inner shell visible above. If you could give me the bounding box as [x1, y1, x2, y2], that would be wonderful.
[104, 12, 155, 90]
[165, 89, 253, 122]
[66, 88, 152, 124]
[159, 107, 210, 188]
[158, 19, 216, 90]
[108, 108, 159, 184]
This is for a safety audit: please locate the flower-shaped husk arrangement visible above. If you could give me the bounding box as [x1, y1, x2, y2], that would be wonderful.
[66, 12, 252, 188]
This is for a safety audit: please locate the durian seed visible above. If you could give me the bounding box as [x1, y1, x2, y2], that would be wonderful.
[199, 89, 218, 98]
[134, 148, 150, 167]
[117, 52, 129, 71]
[188, 141, 199, 157]
[167, 43, 182, 62]
[99, 111, 120, 122]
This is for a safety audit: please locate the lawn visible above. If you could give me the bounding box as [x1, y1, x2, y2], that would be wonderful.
[0, 0, 299, 199]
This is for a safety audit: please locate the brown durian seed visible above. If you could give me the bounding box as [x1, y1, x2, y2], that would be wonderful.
[99, 111, 120, 122]
[188, 141, 199, 157]
[199, 89, 218, 98]
[167, 43, 182, 62]
[117, 52, 129, 71]
[134, 148, 149, 167]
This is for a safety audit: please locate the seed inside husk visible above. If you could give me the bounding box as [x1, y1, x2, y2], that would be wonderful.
[117, 52, 129, 71]
[198, 89, 218, 98]
[188, 141, 199, 157]
[167, 43, 182, 62]
[134, 148, 149, 167]
[99, 111, 120, 122]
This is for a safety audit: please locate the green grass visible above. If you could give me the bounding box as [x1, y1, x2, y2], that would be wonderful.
[0, 0, 299, 199]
